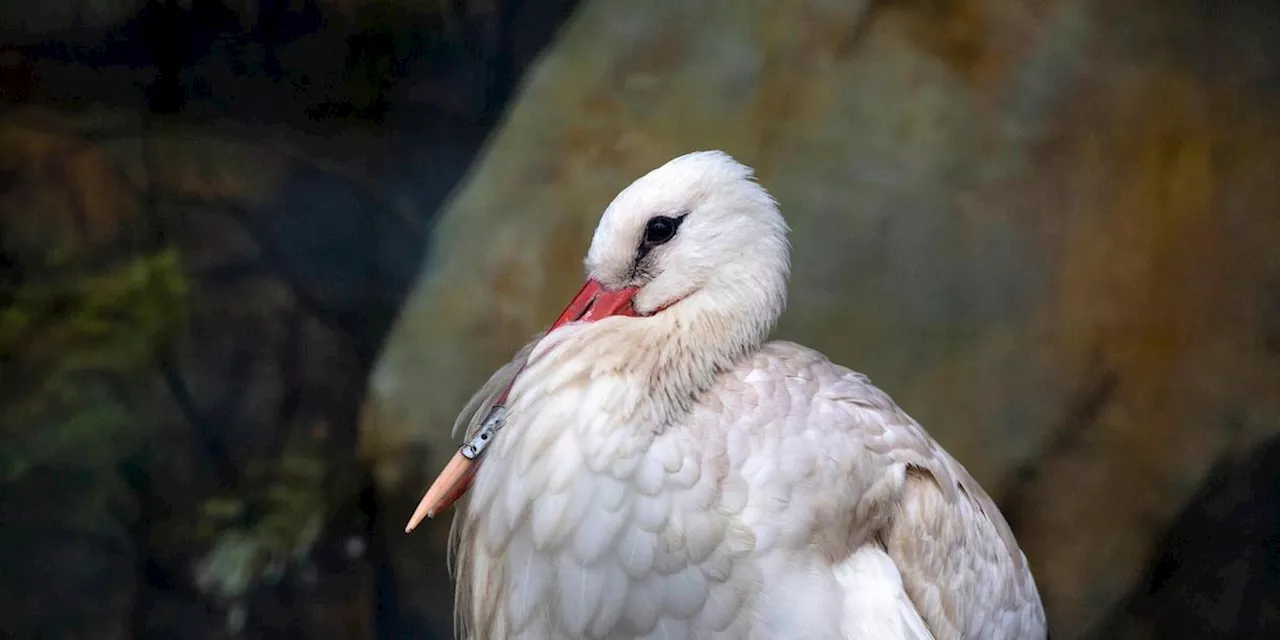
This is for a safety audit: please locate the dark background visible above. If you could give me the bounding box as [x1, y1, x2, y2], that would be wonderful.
[1, 1, 1277, 639]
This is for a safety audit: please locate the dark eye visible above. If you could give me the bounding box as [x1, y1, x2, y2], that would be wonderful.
[643, 215, 680, 246]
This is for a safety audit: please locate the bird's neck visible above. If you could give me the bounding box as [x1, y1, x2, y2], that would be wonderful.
[511, 284, 780, 430]
[633, 298, 765, 419]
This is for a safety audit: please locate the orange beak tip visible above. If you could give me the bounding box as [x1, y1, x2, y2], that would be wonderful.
[404, 451, 477, 534]
[404, 494, 433, 533]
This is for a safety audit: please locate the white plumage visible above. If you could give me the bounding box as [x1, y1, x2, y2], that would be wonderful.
[408, 151, 1048, 639]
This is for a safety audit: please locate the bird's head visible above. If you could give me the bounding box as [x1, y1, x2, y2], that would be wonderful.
[553, 150, 791, 351]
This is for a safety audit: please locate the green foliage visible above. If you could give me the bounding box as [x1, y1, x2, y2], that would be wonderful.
[0, 248, 189, 482]
[195, 443, 329, 560]
[194, 435, 330, 633]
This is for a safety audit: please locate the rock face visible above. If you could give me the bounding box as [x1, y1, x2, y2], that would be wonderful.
[363, 0, 1280, 636]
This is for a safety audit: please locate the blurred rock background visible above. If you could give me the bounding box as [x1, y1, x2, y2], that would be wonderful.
[0, 0, 1276, 639]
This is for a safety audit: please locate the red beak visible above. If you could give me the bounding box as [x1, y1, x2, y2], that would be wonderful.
[405, 279, 639, 531]
[548, 278, 643, 326]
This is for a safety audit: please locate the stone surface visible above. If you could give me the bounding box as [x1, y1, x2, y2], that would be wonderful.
[362, 0, 1280, 636]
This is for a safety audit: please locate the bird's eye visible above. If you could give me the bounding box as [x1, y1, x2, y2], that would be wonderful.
[643, 215, 680, 246]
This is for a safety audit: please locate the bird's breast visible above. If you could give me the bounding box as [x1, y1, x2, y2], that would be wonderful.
[452, 362, 890, 639]
[454, 379, 772, 638]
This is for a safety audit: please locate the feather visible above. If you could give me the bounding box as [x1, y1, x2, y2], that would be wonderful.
[663, 564, 710, 619]
[590, 561, 630, 636]
[556, 558, 604, 635]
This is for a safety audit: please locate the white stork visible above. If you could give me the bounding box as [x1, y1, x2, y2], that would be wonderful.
[406, 151, 1048, 639]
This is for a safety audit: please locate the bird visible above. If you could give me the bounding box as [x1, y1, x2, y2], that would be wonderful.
[405, 150, 1048, 639]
